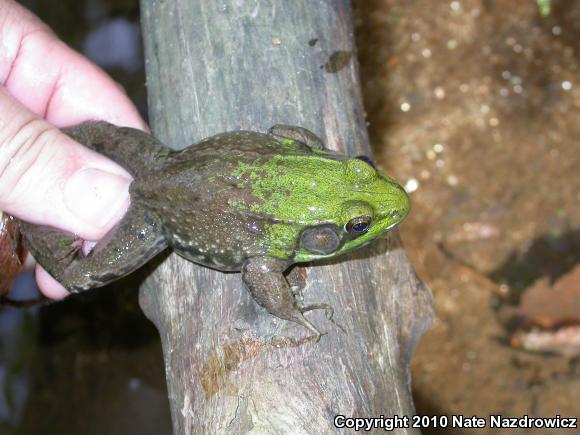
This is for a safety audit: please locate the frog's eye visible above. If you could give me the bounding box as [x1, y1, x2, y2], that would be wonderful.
[355, 155, 376, 169]
[345, 216, 372, 235]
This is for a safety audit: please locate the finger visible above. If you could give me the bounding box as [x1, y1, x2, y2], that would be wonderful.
[35, 265, 68, 299]
[0, 88, 132, 240]
[0, 0, 146, 129]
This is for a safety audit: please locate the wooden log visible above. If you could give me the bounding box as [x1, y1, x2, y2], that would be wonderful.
[139, 1, 433, 433]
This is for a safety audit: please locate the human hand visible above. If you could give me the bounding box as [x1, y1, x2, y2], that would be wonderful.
[0, 0, 146, 298]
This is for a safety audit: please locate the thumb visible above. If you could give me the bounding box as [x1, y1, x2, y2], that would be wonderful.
[0, 87, 132, 241]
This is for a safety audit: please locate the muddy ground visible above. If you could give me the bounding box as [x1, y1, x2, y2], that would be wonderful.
[355, 0, 579, 432]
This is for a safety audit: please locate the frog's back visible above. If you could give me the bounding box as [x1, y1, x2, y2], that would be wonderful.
[130, 131, 338, 270]
[170, 130, 316, 162]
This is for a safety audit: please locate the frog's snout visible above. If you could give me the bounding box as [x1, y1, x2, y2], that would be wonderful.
[395, 183, 411, 220]
[378, 181, 410, 230]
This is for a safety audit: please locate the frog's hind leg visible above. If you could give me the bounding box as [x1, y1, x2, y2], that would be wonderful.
[17, 224, 79, 285]
[268, 125, 327, 150]
[64, 121, 172, 175]
[242, 256, 327, 340]
[21, 204, 168, 292]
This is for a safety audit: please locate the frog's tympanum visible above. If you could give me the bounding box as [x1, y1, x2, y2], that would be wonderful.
[21, 122, 410, 339]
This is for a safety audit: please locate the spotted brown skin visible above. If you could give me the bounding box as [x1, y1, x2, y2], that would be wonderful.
[21, 122, 409, 339]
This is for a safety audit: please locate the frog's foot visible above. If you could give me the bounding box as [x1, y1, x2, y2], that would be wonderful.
[289, 311, 326, 342]
[18, 223, 80, 284]
[268, 125, 327, 150]
[61, 237, 84, 260]
[242, 256, 326, 341]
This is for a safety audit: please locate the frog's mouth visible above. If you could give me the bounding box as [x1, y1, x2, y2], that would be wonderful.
[380, 203, 410, 234]
[381, 220, 403, 235]
[374, 183, 411, 236]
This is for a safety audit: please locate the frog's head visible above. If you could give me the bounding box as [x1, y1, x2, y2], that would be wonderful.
[229, 152, 409, 261]
[291, 156, 410, 261]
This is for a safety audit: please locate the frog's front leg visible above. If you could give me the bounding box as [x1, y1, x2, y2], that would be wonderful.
[21, 203, 168, 292]
[242, 256, 330, 340]
[268, 125, 327, 150]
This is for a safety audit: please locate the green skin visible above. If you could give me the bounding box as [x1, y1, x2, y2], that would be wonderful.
[21, 122, 410, 339]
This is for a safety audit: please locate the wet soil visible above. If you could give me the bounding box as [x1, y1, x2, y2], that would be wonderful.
[355, 0, 579, 432]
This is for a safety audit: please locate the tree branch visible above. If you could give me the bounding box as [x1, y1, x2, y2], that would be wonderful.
[139, 1, 433, 433]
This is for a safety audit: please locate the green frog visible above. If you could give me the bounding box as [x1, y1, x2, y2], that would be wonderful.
[21, 122, 410, 338]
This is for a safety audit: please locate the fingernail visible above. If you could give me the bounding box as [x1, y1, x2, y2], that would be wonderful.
[64, 168, 131, 228]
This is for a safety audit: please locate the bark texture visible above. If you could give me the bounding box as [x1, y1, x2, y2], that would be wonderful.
[139, 1, 433, 433]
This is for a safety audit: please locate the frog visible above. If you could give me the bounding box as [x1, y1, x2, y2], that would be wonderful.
[20, 121, 410, 339]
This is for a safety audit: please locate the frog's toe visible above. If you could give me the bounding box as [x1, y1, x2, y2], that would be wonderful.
[302, 303, 347, 334]
[60, 237, 84, 260]
[301, 303, 334, 320]
[289, 312, 325, 342]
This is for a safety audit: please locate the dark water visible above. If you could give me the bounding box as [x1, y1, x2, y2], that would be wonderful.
[2, 2, 170, 434]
